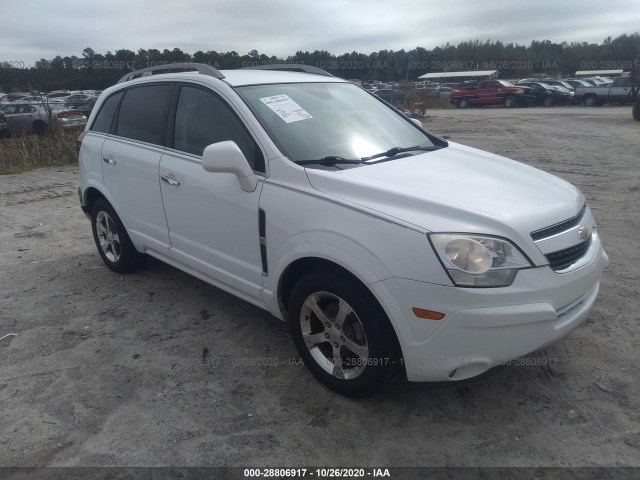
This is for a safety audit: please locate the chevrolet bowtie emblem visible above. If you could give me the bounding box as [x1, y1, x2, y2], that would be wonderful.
[579, 227, 590, 241]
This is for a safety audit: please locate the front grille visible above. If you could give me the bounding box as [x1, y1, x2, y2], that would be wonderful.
[545, 235, 592, 271]
[531, 204, 586, 241]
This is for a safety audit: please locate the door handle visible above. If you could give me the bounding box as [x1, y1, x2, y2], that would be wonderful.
[161, 175, 180, 186]
[102, 157, 116, 164]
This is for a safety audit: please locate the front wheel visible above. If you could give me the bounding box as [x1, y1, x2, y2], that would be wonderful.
[91, 199, 145, 273]
[633, 99, 640, 121]
[288, 271, 401, 397]
[543, 97, 555, 107]
[457, 98, 469, 108]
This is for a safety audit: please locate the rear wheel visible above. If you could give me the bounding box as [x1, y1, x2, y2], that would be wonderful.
[584, 95, 597, 107]
[633, 99, 640, 121]
[288, 270, 401, 397]
[543, 97, 555, 107]
[457, 98, 469, 108]
[32, 121, 48, 136]
[91, 199, 145, 273]
[503, 95, 516, 108]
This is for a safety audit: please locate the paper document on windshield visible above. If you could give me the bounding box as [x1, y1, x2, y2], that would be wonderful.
[259, 94, 313, 123]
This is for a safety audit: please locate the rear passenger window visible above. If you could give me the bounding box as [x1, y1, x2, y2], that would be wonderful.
[91, 92, 123, 133]
[116, 85, 171, 145]
[173, 86, 264, 171]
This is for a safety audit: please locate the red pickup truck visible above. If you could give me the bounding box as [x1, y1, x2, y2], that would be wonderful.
[450, 80, 535, 108]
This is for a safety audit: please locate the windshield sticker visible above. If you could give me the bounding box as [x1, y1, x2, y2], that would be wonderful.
[259, 94, 313, 123]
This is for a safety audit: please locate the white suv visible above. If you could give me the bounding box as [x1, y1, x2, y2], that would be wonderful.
[77, 63, 608, 396]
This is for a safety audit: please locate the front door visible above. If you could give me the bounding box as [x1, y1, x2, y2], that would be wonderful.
[159, 84, 267, 301]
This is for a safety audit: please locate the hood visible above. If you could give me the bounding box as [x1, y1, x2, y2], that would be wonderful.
[305, 142, 584, 252]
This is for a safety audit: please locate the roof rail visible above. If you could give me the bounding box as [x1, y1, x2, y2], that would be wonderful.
[117, 63, 225, 84]
[241, 64, 333, 77]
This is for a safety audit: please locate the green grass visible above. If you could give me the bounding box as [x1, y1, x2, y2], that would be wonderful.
[0, 126, 79, 174]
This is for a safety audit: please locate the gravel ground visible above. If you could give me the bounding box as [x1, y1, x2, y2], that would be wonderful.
[0, 106, 638, 468]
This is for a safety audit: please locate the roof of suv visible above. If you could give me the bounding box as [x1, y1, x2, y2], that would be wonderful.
[115, 64, 346, 88]
[219, 69, 345, 87]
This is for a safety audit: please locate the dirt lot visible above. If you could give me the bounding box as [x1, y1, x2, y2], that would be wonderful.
[1, 106, 638, 468]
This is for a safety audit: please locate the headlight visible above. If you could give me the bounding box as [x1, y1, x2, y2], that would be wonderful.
[429, 234, 532, 287]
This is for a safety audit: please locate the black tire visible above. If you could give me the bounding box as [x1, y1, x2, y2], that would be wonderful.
[91, 199, 145, 273]
[584, 95, 597, 107]
[633, 99, 640, 121]
[503, 95, 516, 108]
[457, 98, 469, 108]
[288, 270, 402, 397]
[543, 97, 555, 107]
[32, 121, 48, 136]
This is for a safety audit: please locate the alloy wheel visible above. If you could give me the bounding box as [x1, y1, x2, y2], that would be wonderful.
[299, 291, 369, 380]
[95, 210, 121, 263]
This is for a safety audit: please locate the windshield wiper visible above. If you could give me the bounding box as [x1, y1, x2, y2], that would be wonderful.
[361, 145, 442, 162]
[296, 156, 363, 167]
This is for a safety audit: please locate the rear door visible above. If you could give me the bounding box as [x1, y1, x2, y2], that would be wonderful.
[10, 105, 36, 132]
[101, 83, 173, 255]
[475, 81, 496, 105]
[159, 83, 266, 301]
[609, 77, 631, 102]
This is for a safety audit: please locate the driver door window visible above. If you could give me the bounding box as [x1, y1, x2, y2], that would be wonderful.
[172, 86, 264, 172]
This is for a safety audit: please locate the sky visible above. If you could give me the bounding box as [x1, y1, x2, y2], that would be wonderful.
[0, 0, 637, 66]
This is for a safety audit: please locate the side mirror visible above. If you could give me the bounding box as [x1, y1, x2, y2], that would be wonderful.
[202, 141, 258, 192]
[410, 118, 423, 128]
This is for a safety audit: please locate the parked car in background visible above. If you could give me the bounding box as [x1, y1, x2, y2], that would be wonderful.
[581, 77, 613, 86]
[516, 81, 571, 106]
[372, 88, 400, 105]
[562, 79, 593, 89]
[0, 92, 30, 103]
[436, 86, 457, 97]
[544, 80, 576, 92]
[574, 75, 634, 106]
[547, 84, 575, 102]
[65, 93, 96, 106]
[15, 95, 48, 104]
[0, 110, 10, 138]
[1, 103, 87, 135]
[71, 98, 98, 118]
[47, 90, 73, 102]
[450, 79, 534, 108]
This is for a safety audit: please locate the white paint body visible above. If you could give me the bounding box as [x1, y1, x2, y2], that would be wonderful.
[78, 70, 608, 382]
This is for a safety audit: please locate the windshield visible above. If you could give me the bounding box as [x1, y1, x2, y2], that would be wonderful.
[236, 82, 437, 163]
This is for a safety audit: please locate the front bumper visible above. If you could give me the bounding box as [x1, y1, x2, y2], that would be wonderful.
[370, 240, 608, 382]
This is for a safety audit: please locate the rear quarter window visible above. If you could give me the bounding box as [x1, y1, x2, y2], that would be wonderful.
[91, 92, 123, 133]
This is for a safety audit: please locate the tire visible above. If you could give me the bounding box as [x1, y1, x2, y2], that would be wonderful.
[457, 98, 469, 108]
[32, 121, 48, 136]
[91, 199, 145, 273]
[543, 97, 555, 107]
[503, 95, 516, 108]
[288, 270, 402, 397]
[584, 95, 597, 107]
[633, 99, 640, 121]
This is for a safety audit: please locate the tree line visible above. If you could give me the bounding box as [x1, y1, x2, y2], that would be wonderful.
[1, 33, 638, 92]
